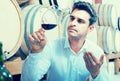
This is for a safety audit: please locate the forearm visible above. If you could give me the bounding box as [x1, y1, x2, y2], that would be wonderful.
[21, 53, 50, 81]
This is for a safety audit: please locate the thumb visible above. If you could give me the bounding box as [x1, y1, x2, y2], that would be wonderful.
[100, 55, 104, 64]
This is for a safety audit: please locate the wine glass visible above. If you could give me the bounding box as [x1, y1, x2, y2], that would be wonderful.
[41, 8, 58, 30]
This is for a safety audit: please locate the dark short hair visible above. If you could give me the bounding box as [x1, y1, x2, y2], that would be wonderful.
[72, 1, 98, 26]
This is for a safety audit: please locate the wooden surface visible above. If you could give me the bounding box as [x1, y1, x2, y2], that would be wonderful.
[106, 53, 120, 59]
[106, 53, 120, 74]
[114, 58, 120, 74]
[5, 58, 23, 75]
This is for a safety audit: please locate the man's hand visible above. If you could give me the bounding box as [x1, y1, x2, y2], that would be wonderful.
[83, 51, 104, 79]
[28, 28, 47, 53]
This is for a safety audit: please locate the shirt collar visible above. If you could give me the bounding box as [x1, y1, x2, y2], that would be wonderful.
[64, 37, 70, 48]
[64, 37, 88, 52]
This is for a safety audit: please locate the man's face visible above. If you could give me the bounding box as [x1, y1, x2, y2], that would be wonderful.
[67, 9, 91, 40]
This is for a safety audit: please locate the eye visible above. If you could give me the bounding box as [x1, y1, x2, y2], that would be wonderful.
[70, 16, 75, 21]
[77, 19, 85, 24]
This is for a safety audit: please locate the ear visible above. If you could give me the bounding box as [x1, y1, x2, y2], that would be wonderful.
[88, 25, 94, 32]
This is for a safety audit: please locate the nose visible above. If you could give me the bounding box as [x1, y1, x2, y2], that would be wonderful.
[70, 19, 77, 26]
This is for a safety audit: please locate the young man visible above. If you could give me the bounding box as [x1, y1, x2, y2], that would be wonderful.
[21, 1, 109, 81]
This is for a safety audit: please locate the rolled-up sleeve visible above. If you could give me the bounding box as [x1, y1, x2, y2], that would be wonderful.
[21, 45, 51, 81]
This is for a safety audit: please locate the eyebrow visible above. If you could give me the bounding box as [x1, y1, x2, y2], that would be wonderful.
[70, 15, 86, 22]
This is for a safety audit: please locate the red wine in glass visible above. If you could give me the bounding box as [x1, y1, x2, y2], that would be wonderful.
[42, 24, 57, 30]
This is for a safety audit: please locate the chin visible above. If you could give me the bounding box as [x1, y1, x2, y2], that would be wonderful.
[69, 34, 78, 38]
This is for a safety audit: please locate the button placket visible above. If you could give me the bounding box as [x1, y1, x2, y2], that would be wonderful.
[71, 55, 79, 81]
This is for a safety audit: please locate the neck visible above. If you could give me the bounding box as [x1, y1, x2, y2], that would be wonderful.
[69, 37, 85, 54]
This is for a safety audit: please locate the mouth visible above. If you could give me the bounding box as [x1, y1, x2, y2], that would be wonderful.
[68, 26, 77, 32]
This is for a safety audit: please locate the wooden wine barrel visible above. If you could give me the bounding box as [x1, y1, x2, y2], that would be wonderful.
[18, 5, 60, 58]
[97, 27, 112, 54]
[97, 26, 120, 54]
[95, 4, 118, 29]
[113, 29, 120, 53]
[62, 14, 98, 44]
[29, 0, 73, 10]
[0, 0, 23, 59]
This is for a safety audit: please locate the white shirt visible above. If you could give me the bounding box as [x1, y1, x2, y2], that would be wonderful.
[21, 37, 109, 81]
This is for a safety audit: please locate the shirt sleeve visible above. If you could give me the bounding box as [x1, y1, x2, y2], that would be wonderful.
[21, 44, 51, 81]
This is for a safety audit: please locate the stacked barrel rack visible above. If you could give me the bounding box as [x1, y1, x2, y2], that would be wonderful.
[94, 3, 120, 74]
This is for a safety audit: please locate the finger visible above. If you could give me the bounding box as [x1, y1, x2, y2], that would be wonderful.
[85, 52, 96, 66]
[84, 52, 92, 66]
[39, 28, 45, 35]
[32, 32, 40, 42]
[36, 31, 43, 40]
[88, 52, 104, 68]
[100, 55, 104, 64]
[88, 52, 98, 63]
[38, 28, 46, 39]
[88, 52, 96, 65]
[28, 34, 38, 45]
[28, 34, 35, 42]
